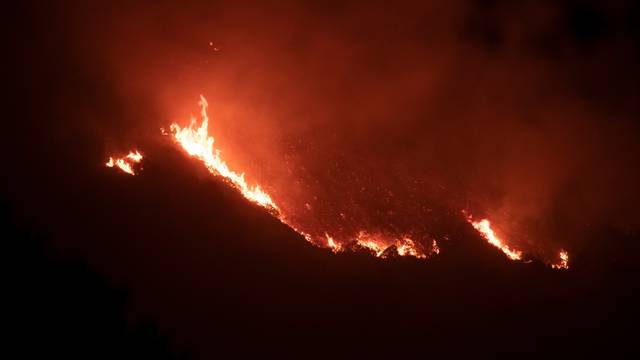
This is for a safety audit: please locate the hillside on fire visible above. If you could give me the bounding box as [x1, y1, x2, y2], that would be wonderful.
[4, 0, 640, 357]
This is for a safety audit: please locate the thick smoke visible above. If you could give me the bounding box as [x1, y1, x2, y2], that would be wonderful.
[33, 1, 640, 260]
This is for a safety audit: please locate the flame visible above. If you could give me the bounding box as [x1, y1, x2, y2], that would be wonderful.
[169, 96, 277, 209]
[467, 217, 523, 261]
[167, 96, 436, 260]
[104, 96, 572, 269]
[326, 233, 342, 253]
[431, 239, 440, 255]
[355, 232, 386, 257]
[354, 231, 432, 259]
[126, 151, 143, 162]
[551, 250, 569, 269]
[465, 213, 570, 268]
[106, 150, 143, 175]
[396, 238, 426, 258]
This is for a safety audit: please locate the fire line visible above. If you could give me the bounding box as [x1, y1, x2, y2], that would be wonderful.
[104, 95, 569, 268]
[166, 96, 436, 260]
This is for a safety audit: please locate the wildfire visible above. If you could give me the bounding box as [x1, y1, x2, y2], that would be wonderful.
[169, 96, 277, 209]
[466, 217, 523, 261]
[103, 95, 570, 268]
[354, 231, 432, 259]
[355, 232, 387, 257]
[166, 96, 437, 260]
[431, 239, 440, 255]
[551, 250, 569, 270]
[106, 150, 143, 175]
[396, 238, 427, 258]
[326, 234, 342, 253]
[465, 213, 571, 267]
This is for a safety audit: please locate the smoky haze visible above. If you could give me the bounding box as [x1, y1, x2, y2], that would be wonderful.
[17, 0, 640, 261]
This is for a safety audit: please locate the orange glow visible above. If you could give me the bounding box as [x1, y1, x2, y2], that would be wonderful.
[431, 239, 440, 255]
[354, 231, 432, 259]
[465, 213, 569, 268]
[126, 151, 143, 162]
[105, 150, 143, 175]
[105, 96, 573, 268]
[167, 96, 437, 261]
[396, 238, 426, 258]
[355, 232, 386, 257]
[551, 250, 569, 269]
[467, 217, 523, 261]
[169, 96, 277, 209]
[326, 234, 342, 253]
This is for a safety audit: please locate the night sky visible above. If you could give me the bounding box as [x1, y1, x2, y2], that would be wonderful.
[4, 1, 640, 357]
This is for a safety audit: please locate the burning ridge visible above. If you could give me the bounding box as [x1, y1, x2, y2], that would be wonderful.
[105, 96, 568, 268]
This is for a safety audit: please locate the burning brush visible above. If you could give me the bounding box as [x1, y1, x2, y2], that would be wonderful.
[105, 96, 569, 269]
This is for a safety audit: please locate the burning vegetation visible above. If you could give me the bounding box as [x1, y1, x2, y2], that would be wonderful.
[466, 216, 523, 261]
[105, 150, 143, 175]
[105, 96, 569, 269]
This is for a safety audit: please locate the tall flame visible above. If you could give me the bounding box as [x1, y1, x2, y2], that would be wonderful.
[166, 96, 437, 260]
[106, 150, 143, 175]
[169, 96, 277, 209]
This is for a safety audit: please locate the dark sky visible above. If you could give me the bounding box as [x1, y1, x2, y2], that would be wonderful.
[4, 0, 640, 357]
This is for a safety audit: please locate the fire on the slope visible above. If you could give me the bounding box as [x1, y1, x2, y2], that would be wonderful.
[104, 96, 569, 268]
[465, 215, 523, 261]
[551, 250, 569, 269]
[464, 212, 569, 268]
[165, 96, 437, 260]
[106, 150, 143, 175]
